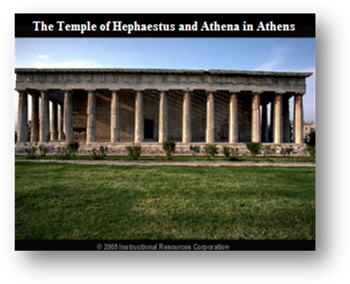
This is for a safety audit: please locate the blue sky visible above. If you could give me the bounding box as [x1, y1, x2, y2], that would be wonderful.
[14, 37, 315, 125]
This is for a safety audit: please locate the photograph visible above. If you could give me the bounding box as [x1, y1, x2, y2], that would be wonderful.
[14, 14, 315, 251]
[5, 1, 350, 283]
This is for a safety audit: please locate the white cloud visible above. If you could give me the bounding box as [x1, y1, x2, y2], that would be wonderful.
[298, 66, 315, 73]
[38, 54, 49, 59]
[253, 45, 290, 71]
[34, 60, 101, 68]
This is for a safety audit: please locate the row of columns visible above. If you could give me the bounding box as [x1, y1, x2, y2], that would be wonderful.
[17, 90, 304, 144]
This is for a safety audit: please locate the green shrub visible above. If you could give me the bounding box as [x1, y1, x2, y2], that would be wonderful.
[223, 146, 239, 161]
[246, 142, 261, 156]
[281, 147, 293, 157]
[68, 141, 80, 156]
[307, 146, 316, 161]
[229, 147, 239, 161]
[304, 129, 316, 147]
[163, 141, 176, 160]
[125, 146, 142, 160]
[261, 145, 275, 161]
[204, 144, 218, 160]
[57, 146, 73, 159]
[99, 146, 108, 157]
[90, 149, 98, 160]
[38, 145, 48, 157]
[90, 146, 108, 160]
[189, 145, 201, 157]
[24, 147, 37, 159]
[222, 146, 230, 158]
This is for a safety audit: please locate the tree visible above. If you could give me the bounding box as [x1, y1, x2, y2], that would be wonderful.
[163, 141, 176, 160]
[304, 128, 316, 160]
[304, 128, 315, 147]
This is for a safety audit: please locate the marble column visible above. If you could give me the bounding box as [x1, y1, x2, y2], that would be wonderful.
[39, 90, 49, 142]
[134, 91, 144, 143]
[294, 93, 304, 144]
[251, 93, 261, 143]
[159, 91, 168, 143]
[283, 96, 291, 143]
[58, 103, 65, 140]
[17, 90, 28, 143]
[50, 102, 58, 141]
[87, 90, 96, 143]
[274, 93, 283, 144]
[110, 90, 120, 143]
[30, 94, 39, 142]
[182, 91, 191, 143]
[229, 93, 238, 143]
[206, 92, 215, 143]
[64, 90, 73, 143]
[261, 102, 268, 142]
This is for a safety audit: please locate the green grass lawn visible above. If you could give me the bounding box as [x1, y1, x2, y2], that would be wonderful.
[15, 162, 315, 240]
[15, 155, 315, 163]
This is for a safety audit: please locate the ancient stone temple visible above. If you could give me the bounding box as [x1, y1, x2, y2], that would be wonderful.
[15, 68, 312, 153]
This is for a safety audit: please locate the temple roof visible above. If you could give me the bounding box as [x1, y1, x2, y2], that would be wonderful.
[15, 68, 313, 77]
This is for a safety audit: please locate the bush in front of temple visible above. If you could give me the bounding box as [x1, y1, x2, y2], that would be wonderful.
[163, 141, 176, 160]
[57, 146, 73, 159]
[125, 145, 142, 160]
[261, 145, 276, 161]
[281, 147, 293, 157]
[68, 141, 80, 156]
[304, 129, 316, 161]
[24, 146, 37, 159]
[189, 145, 201, 157]
[38, 145, 47, 157]
[90, 146, 109, 160]
[222, 146, 239, 161]
[204, 144, 218, 160]
[246, 142, 261, 157]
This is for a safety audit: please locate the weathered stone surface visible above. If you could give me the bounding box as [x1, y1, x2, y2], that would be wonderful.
[182, 91, 191, 143]
[58, 103, 65, 140]
[15, 142, 309, 157]
[206, 92, 215, 143]
[159, 91, 167, 143]
[294, 94, 304, 143]
[251, 93, 260, 143]
[110, 91, 120, 143]
[15, 68, 311, 94]
[87, 90, 96, 143]
[274, 93, 283, 144]
[229, 93, 238, 143]
[17, 91, 28, 143]
[15, 68, 312, 146]
[39, 90, 49, 142]
[30, 94, 39, 142]
[134, 91, 144, 143]
[64, 91, 73, 142]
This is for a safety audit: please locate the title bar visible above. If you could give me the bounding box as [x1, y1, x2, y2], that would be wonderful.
[15, 13, 315, 38]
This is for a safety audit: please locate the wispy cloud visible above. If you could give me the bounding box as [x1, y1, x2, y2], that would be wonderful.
[38, 54, 49, 59]
[254, 45, 290, 71]
[297, 67, 315, 73]
[34, 59, 101, 68]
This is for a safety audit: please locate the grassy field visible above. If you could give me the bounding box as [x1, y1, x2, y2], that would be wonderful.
[15, 155, 315, 163]
[15, 162, 315, 240]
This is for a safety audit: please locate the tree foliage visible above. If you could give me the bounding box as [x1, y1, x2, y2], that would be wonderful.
[163, 141, 176, 160]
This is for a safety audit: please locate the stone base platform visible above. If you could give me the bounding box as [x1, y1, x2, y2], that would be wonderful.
[15, 141, 309, 156]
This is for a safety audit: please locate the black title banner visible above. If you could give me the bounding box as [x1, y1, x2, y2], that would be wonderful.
[15, 13, 315, 38]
